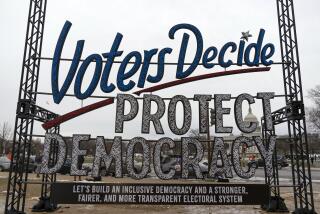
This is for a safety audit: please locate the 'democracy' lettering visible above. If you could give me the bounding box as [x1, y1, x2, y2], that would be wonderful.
[51, 21, 275, 104]
[39, 133, 67, 174]
[39, 134, 277, 179]
[209, 137, 233, 178]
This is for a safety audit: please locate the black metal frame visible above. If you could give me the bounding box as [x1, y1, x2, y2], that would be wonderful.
[3, 0, 60, 213]
[4, 0, 316, 213]
[278, 0, 315, 212]
[259, 0, 316, 213]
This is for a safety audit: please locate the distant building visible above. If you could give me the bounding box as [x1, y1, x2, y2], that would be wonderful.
[223, 105, 261, 159]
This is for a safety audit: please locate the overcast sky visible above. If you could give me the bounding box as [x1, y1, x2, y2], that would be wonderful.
[1, 0, 320, 140]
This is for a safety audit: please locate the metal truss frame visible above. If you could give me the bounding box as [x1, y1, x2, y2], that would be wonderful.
[3, 0, 59, 213]
[259, 0, 316, 213]
[4, 0, 316, 213]
[277, 0, 315, 212]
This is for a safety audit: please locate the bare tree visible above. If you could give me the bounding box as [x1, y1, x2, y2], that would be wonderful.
[0, 122, 12, 154]
[30, 138, 43, 156]
[307, 85, 320, 132]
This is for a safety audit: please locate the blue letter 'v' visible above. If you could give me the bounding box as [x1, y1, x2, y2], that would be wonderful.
[52, 20, 84, 104]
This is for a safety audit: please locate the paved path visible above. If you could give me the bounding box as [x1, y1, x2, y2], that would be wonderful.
[247, 167, 320, 183]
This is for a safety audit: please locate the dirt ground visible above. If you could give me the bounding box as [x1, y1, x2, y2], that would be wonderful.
[0, 172, 319, 214]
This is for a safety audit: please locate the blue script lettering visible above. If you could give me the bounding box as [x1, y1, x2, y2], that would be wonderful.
[51, 21, 275, 103]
